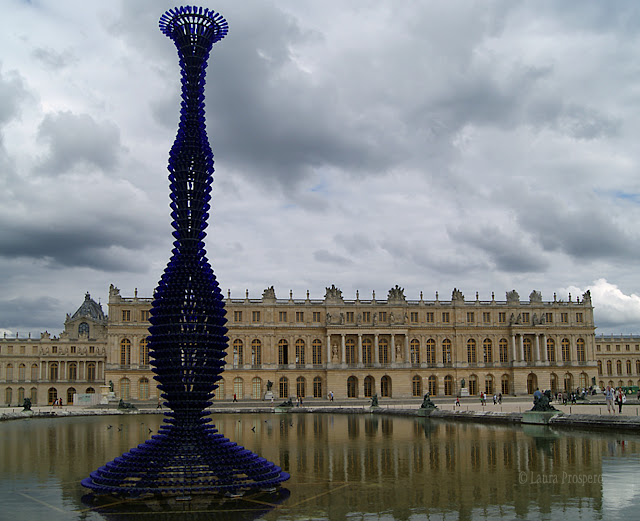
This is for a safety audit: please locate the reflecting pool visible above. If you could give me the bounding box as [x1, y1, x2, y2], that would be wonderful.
[1, 413, 639, 520]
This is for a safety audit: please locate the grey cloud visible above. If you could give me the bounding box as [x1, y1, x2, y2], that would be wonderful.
[313, 249, 352, 265]
[0, 295, 63, 334]
[31, 47, 75, 70]
[35, 111, 123, 175]
[334, 233, 376, 255]
[0, 65, 29, 127]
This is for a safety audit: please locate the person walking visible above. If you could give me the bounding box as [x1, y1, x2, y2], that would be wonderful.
[605, 385, 615, 414]
[617, 387, 625, 414]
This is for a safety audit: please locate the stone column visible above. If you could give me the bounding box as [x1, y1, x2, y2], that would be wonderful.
[541, 334, 547, 362]
[519, 335, 524, 361]
[341, 334, 346, 364]
[535, 335, 540, 363]
[374, 334, 379, 364]
[511, 334, 517, 361]
[404, 335, 410, 364]
[358, 333, 362, 364]
[326, 333, 331, 364]
[391, 335, 396, 363]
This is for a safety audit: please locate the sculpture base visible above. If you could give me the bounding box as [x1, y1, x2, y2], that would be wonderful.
[417, 408, 436, 417]
[522, 410, 564, 425]
[459, 388, 469, 397]
[264, 391, 274, 401]
[274, 406, 293, 414]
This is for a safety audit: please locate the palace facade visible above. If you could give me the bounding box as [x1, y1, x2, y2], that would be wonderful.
[594, 335, 640, 390]
[1, 284, 600, 405]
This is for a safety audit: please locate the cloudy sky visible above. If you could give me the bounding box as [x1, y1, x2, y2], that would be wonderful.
[1, 0, 640, 336]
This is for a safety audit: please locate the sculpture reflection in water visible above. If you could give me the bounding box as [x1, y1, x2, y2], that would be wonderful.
[82, 6, 289, 499]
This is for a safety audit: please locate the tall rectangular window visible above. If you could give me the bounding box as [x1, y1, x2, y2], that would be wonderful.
[122, 310, 131, 322]
[482, 312, 491, 323]
[498, 312, 506, 324]
[560, 313, 568, 323]
[312, 312, 321, 322]
[252, 311, 261, 322]
[296, 311, 304, 323]
[426, 312, 434, 323]
[379, 312, 387, 322]
[522, 313, 529, 323]
[279, 311, 287, 322]
[410, 312, 419, 323]
[576, 313, 583, 323]
[140, 310, 150, 321]
[362, 311, 371, 323]
[466, 312, 474, 323]
[346, 312, 354, 323]
[545, 312, 553, 323]
[442, 312, 450, 324]
[234, 311, 242, 322]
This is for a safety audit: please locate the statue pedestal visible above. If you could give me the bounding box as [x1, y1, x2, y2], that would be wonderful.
[460, 388, 469, 397]
[264, 391, 274, 401]
[522, 410, 563, 425]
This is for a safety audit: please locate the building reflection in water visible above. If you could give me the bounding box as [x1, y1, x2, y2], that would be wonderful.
[1, 413, 639, 520]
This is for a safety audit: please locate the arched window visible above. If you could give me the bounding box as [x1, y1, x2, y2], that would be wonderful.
[30, 387, 37, 404]
[139, 338, 149, 366]
[313, 376, 322, 398]
[483, 339, 492, 363]
[67, 387, 76, 404]
[139, 378, 149, 400]
[214, 378, 225, 400]
[499, 339, 509, 363]
[347, 376, 358, 398]
[48, 387, 57, 405]
[410, 339, 420, 364]
[412, 375, 422, 397]
[616, 360, 623, 375]
[381, 375, 392, 397]
[627, 360, 632, 375]
[252, 377, 262, 399]
[379, 339, 389, 364]
[426, 339, 436, 365]
[86, 387, 95, 394]
[278, 377, 289, 398]
[233, 377, 244, 399]
[120, 338, 131, 366]
[362, 338, 373, 365]
[312, 339, 322, 366]
[233, 339, 243, 367]
[485, 374, 494, 395]
[564, 373, 573, 392]
[468, 374, 478, 395]
[561, 338, 570, 362]
[526, 373, 537, 394]
[547, 338, 556, 362]
[251, 339, 262, 366]
[444, 375, 453, 396]
[296, 376, 306, 398]
[295, 339, 305, 366]
[5, 387, 13, 405]
[119, 378, 130, 400]
[597, 360, 602, 375]
[278, 339, 289, 365]
[31, 363, 38, 382]
[550, 373, 558, 393]
[18, 387, 25, 404]
[364, 375, 374, 397]
[18, 364, 26, 381]
[576, 339, 585, 362]
[442, 339, 452, 364]
[345, 339, 356, 365]
[607, 360, 613, 375]
[467, 339, 477, 364]
[78, 322, 89, 336]
[48, 362, 57, 381]
[68, 362, 77, 381]
[501, 374, 510, 395]
[428, 375, 438, 396]
[87, 362, 96, 381]
[579, 373, 588, 389]
[523, 338, 532, 362]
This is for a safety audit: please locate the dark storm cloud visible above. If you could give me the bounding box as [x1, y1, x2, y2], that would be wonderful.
[0, 295, 63, 334]
[516, 197, 639, 261]
[449, 225, 549, 273]
[35, 111, 123, 175]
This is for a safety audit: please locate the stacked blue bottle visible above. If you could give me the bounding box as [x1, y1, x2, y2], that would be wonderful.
[81, 6, 290, 497]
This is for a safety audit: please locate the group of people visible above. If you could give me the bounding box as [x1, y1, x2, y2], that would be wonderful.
[477, 392, 503, 406]
[604, 385, 627, 414]
[51, 397, 63, 407]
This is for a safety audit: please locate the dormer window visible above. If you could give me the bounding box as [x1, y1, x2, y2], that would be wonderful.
[78, 322, 89, 336]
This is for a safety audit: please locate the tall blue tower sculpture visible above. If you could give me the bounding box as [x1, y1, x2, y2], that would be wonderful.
[81, 6, 290, 497]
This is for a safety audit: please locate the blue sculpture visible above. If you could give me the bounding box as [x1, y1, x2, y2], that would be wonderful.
[82, 6, 290, 497]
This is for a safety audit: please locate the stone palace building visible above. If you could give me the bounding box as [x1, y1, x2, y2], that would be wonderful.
[0, 284, 602, 406]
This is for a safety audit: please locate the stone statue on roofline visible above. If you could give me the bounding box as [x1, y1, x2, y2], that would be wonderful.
[262, 286, 276, 300]
[451, 288, 464, 302]
[388, 285, 406, 302]
[324, 284, 343, 302]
